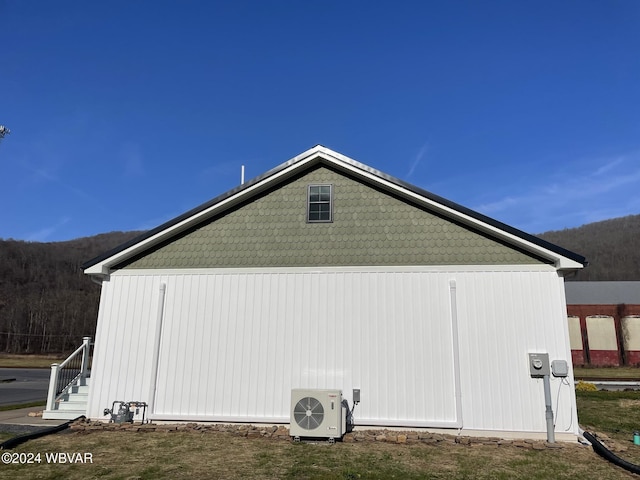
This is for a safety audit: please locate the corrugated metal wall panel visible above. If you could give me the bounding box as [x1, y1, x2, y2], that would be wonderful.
[87, 267, 577, 436]
[144, 270, 458, 424]
[455, 270, 576, 433]
[87, 274, 161, 418]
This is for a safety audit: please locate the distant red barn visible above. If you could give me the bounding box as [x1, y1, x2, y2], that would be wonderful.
[565, 282, 640, 366]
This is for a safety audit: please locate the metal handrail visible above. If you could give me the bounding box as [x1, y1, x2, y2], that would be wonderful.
[45, 337, 93, 412]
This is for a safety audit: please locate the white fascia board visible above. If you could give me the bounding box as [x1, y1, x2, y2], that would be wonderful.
[84, 264, 108, 276]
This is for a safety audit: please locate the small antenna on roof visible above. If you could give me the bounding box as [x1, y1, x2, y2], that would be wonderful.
[241, 165, 245, 185]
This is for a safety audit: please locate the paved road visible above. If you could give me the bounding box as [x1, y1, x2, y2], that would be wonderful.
[587, 380, 640, 391]
[0, 368, 50, 406]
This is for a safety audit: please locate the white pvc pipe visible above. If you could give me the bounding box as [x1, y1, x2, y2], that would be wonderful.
[543, 374, 555, 443]
[148, 283, 167, 414]
[449, 280, 464, 429]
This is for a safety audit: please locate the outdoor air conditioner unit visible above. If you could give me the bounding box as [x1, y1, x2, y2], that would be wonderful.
[290, 389, 346, 442]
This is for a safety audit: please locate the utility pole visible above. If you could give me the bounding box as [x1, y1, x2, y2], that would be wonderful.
[0, 125, 10, 142]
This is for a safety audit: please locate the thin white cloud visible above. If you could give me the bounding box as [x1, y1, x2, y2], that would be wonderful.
[121, 143, 145, 178]
[544, 156, 640, 202]
[20, 160, 107, 205]
[407, 142, 429, 179]
[26, 216, 71, 242]
[474, 196, 520, 214]
[471, 150, 640, 233]
[30, 165, 58, 182]
[594, 156, 625, 176]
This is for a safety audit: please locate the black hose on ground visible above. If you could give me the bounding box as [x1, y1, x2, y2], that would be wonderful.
[582, 431, 640, 475]
[0, 416, 85, 450]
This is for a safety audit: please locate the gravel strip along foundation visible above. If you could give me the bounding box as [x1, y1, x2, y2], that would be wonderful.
[68, 418, 578, 450]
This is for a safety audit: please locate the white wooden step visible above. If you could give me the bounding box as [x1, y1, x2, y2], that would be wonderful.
[42, 410, 87, 420]
[43, 376, 91, 419]
[69, 384, 90, 394]
[59, 393, 87, 403]
[58, 402, 87, 415]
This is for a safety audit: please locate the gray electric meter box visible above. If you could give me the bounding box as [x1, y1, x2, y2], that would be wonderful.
[528, 353, 550, 378]
[353, 389, 360, 404]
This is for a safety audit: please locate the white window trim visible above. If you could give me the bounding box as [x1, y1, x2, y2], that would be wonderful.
[307, 184, 333, 223]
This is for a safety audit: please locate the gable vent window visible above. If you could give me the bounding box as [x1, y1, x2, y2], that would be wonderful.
[307, 184, 333, 222]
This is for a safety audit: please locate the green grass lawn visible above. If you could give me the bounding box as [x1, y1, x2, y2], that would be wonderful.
[0, 402, 46, 413]
[576, 390, 640, 464]
[574, 366, 640, 379]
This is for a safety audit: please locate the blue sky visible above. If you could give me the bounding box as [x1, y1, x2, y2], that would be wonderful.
[1, 1, 639, 242]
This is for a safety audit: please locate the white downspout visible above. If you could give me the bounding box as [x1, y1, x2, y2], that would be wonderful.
[148, 283, 167, 415]
[449, 280, 464, 429]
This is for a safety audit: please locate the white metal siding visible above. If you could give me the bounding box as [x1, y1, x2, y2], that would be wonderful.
[152, 271, 458, 425]
[87, 274, 161, 416]
[87, 267, 577, 436]
[455, 271, 576, 433]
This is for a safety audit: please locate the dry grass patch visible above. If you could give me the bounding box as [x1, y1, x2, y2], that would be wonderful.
[0, 354, 63, 369]
[618, 399, 640, 409]
[0, 429, 636, 480]
[1, 390, 640, 478]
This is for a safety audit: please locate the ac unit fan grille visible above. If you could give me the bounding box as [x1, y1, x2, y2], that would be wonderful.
[293, 396, 324, 430]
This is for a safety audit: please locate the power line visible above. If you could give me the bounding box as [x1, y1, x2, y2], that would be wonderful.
[0, 332, 87, 338]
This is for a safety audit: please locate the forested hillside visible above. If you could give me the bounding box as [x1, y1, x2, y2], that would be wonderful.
[0, 214, 638, 354]
[0, 231, 142, 354]
[538, 214, 640, 281]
